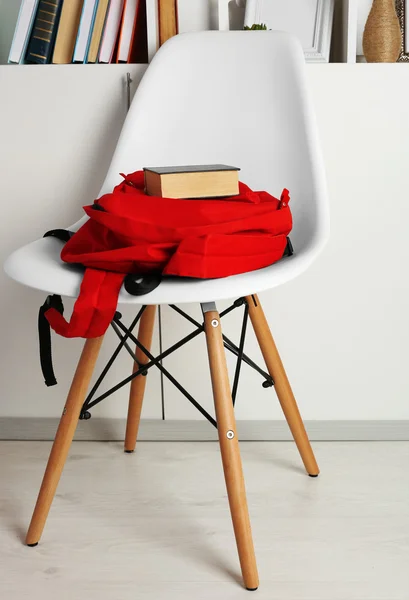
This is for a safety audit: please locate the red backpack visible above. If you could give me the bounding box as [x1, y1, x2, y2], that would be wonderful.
[43, 170, 292, 341]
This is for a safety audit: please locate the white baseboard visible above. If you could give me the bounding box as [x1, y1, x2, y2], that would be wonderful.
[0, 418, 408, 441]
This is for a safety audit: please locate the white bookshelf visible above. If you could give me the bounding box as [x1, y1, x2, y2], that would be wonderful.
[0, 0, 365, 66]
[341, 0, 373, 63]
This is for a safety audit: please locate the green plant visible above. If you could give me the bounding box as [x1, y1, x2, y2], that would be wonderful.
[244, 23, 268, 30]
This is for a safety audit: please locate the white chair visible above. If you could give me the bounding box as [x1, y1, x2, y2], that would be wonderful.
[4, 31, 329, 591]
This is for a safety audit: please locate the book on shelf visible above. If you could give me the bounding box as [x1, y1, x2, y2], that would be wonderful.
[25, 0, 64, 64]
[117, 0, 138, 62]
[52, 0, 84, 64]
[158, 0, 177, 47]
[8, 0, 39, 64]
[129, 0, 148, 63]
[72, 0, 99, 63]
[146, 0, 159, 62]
[144, 165, 241, 199]
[98, 0, 125, 63]
[87, 0, 110, 63]
[117, 0, 148, 63]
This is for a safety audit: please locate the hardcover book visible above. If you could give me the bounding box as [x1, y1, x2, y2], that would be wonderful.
[87, 0, 111, 63]
[158, 0, 177, 46]
[144, 164, 240, 199]
[117, 0, 138, 62]
[98, 0, 125, 63]
[127, 0, 148, 63]
[52, 0, 84, 64]
[8, 0, 39, 64]
[72, 0, 100, 63]
[25, 0, 64, 64]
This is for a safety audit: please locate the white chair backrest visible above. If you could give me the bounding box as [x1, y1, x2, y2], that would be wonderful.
[99, 31, 329, 256]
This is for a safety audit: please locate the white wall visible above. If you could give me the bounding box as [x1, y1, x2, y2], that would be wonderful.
[0, 64, 162, 420]
[1, 64, 409, 422]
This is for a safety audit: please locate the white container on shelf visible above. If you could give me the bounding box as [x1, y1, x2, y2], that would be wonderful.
[342, 0, 378, 63]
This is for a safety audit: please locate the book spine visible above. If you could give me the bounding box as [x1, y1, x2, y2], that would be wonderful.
[8, 1, 39, 64]
[86, 0, 110, 64]
[158, 0, 177, 47]
[83, 0, 101, 64]
[128, 0, 148, 64]
[146, 0, 159, 62]
[25, 0, 64, 64]
[115, 0, 128, 63]
[52, 0, 85, 64]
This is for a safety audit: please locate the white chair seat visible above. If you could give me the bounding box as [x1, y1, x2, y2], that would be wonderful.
[4, 234, 315, 305]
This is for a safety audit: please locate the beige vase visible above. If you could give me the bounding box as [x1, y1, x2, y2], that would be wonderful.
[363, 0, 401, 62]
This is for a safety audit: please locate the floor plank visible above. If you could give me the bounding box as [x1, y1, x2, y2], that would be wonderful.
[0, 441, 408, 599]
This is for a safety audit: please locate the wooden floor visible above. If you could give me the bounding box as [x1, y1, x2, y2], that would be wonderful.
[1, 441, 408, 600]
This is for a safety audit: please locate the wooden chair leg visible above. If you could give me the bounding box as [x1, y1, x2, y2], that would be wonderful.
[203, 305, 259, 591]
[246, 294, 319, 477]
[124, 305, 156, 453]
[26, 336, 104, 546]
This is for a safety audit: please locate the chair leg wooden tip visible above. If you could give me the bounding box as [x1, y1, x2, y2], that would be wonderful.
[246, 587, 258, 591]
[25, 336, 104, 547]
[309, 473, 319, 478]
[27, 542, 38, 547]
[124, 449, 134, 453]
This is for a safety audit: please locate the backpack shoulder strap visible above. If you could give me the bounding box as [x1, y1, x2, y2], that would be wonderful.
[45, 268, 125, 338]
[38, 294, 64, 386]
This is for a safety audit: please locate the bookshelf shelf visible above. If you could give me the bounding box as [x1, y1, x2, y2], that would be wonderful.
[0, 0, 358, 67]
[0, 62, 148, 82]
[2, 1, 405, 67]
